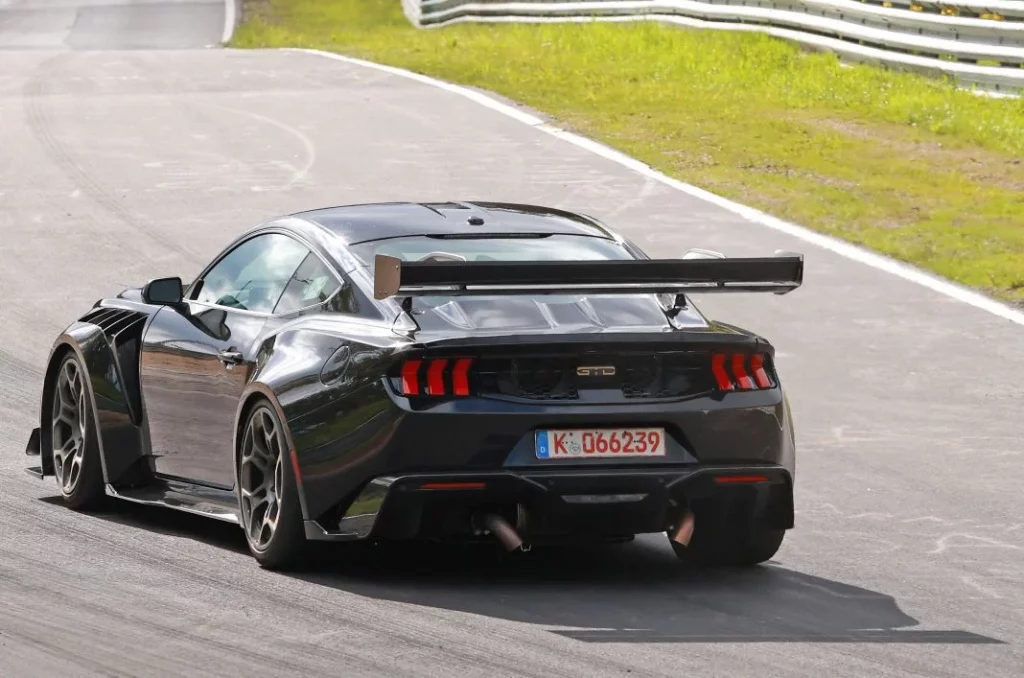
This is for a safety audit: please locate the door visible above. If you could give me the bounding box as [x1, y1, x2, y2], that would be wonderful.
[139, 233, 309, 488]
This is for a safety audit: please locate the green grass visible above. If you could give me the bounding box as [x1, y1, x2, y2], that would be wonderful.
[233, 0, 1024, 305]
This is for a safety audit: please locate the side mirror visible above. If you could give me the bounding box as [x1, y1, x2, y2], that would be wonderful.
[142, 277, 183, 305]
[681, 248, 726, 260]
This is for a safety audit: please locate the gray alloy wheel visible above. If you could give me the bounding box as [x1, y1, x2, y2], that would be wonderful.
[239, 406, 285, 550]
[237, 402, 306, 569]
[50, 353, 104, 509]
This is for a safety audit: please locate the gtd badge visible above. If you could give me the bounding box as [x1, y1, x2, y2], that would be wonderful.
[576, 365, 616, 377]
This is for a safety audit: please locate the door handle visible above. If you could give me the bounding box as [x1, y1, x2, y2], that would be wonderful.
[217, 349, 244, 365]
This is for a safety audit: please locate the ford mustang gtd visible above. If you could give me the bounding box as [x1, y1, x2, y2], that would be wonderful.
[25, 201, 801, 570]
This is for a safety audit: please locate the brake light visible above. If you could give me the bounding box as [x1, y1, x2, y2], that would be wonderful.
[731, 354, 754, 390]
[711, 352, 774, 392]
[750, 353, 772, 389]
[711, 353, 733, 391]
[452, 358, 473, 396]
[401, 360, 422, 395]
[426, 359, 448, 396]
[398, 357, 474, 397]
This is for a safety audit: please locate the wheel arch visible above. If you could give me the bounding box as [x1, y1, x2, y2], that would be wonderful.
[37, 342, 78, 477]
[233, 384, 310, 520]
[40, 335, 122, 484]
[40, 316, 153, 486]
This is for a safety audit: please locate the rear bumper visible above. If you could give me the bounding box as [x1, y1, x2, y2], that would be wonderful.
[291, 382, 796, 522]
[303, 463, 793, 542]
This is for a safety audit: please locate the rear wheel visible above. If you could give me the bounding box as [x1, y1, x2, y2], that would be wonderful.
[50, 353, 105, 510]
[670, 509, 785, 567]
[237, 402, 307, 570]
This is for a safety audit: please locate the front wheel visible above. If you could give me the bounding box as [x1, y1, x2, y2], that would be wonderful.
[237, 401, 307, 570]
[50, 352, 105, 510]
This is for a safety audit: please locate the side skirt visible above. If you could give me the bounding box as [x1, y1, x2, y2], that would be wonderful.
[105, 480, 240, 525]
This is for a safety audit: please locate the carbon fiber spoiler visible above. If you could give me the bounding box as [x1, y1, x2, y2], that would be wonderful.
[372, 252, 803, 300]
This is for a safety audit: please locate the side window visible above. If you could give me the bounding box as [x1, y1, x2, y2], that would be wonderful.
[274, 253, 342, 315]
[194, 234, 308, 313]
[325, 275, 361, 315]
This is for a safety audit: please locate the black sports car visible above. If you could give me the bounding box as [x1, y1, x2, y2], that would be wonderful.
[25, 201, 801, 570]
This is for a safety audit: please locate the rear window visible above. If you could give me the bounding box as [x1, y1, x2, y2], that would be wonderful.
[347, 234, 635, 267]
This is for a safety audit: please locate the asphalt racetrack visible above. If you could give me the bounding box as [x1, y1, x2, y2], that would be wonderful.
[1, 2, 1022, 676]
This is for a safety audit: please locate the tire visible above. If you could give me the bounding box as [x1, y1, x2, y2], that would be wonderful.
[236, 401, 307, 570]
[670, 512, 785, 567]
[50, 352, 105, 510]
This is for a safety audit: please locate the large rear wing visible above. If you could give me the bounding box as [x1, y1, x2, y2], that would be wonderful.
[372, 252, 803, 300]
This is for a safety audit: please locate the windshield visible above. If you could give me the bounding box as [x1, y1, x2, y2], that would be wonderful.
[347, 234, 636, 268]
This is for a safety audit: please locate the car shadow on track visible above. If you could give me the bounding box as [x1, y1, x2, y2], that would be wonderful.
[49, 495, 1002, 645]
[294, 538, 1004, 645]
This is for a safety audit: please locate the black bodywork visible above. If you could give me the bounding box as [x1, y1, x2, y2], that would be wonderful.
[25, 201, 798, 547]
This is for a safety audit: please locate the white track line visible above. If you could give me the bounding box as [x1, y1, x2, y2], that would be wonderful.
[222, 0, 237, 44]
[287, 47, 1024, 327]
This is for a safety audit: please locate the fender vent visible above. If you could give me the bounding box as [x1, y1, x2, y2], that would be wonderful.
[81, 307, 147, 338]
[80, 306, 148, 423]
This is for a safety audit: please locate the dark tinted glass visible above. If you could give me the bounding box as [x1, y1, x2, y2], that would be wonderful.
[347, 234, 633, 269]
[274, 253, 342, 315]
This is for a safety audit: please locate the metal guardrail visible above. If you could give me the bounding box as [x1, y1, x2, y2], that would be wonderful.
[404, 0, 1024, 94]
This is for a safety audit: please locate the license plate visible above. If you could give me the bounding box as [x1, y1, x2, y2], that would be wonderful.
[535, 428, 666, 459]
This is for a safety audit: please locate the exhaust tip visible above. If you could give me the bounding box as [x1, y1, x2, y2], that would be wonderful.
[669, 509, 695, 547]
[480, 512, 525, 551]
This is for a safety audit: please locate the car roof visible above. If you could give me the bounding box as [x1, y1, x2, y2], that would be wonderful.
[293, 201, 617, 245]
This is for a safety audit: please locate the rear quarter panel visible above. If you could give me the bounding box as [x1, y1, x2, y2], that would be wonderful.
[239, 318, 412, 521]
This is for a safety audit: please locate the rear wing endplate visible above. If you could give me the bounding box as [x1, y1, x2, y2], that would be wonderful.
[373, 253, 803, 300]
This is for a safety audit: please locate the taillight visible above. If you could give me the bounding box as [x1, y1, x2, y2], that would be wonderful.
[750, 353, 772, 389]
[711, 352, 774, 392]
[452, 358, 473, 396]
[398, 357, 475, 397]
[426, 359, 447, 396]
[711, 353, 734, 391]
[401, 360, 421, 395]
